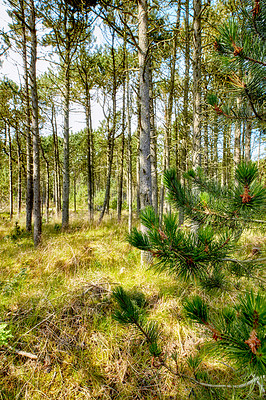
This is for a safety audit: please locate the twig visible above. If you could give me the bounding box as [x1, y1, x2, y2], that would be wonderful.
[6, 345, 37, 359]
[161, 360, 265, 389]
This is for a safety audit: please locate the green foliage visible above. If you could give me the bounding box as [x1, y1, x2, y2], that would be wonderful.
[210, 0, 266, 123]
[0, 323, 12, 346]
[0, 268, 28, 296]
[124, 160, 266, 387]
[113, 286, 162, 357]
[183, 296, 209, 324]
[184, 291, 266, 377]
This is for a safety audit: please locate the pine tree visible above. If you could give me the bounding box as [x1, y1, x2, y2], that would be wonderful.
[113, 161, 266, 389]
[208, 0, 266, 124]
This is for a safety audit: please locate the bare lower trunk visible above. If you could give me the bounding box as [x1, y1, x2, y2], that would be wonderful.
[138, 0, 152, 264]
[62, 58, 70, 229]
[46, 162, 49, 222]
[192, 0, 202, 168]
[244, 112, 252, 162]
[29, 0, 41, 246]
[127, 71, 133, 233]
[16, 127, 22, 218]
[52, 106, 60, 217]
[149, 69, 158, 215]
[138, 0, 152, 210]
[99, 33, 117, 223]
[85, 90, 94, 221]
[20, 0, 33, 231]
[8, 126, 13, 221]
[117, 42, 126, 222]
[234, 98, 241, 168]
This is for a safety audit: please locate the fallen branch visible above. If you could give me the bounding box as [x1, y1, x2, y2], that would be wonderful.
[7, 345, 37, 359]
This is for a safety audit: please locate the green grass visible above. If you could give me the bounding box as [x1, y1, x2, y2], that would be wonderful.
[0, 212, 265, 399]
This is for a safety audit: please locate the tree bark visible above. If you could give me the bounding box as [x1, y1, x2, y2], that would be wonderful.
[127, 68, 133, 233]
[8, 125, 13, 221]
[51, 104, 61, 217]
[244, 108, 252, 162]
[16, 125, 22, 218]
[29, 0, 41, 246]
[20, 0, 33, 231]
[117, 35, 126, 222]
[85, 90, 94, 221]
[149, 68, 158, 215]
[234, 97, 241, 167]
[62, 50, 70, 229]
[138, 0, 152, 211]
[192, 0, 202, 168]
[99, 32, 117, 223]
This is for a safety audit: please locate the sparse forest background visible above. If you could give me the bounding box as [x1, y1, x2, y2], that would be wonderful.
[0, 0, 265, 398]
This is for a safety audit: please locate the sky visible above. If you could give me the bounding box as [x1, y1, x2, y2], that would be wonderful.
[0, 0, 104, 133]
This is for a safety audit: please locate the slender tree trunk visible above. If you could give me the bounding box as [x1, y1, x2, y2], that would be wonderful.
[127, 69, 133, 233]
[20, 0, 33, 231]
[138, 0, 152, 264]
[99, 33, 116, 223]
[46, 162, 49, 222]
[192, 0, 202, 168]
[8, 126, 13, 221]
[16, 126, 22, 218]
[138, 0, 152, 211]
[213, 116, 218, 177]
[244, 111, 252, 162]
[160, 6, 181, 222]
[62, 51, 70, 229]
[117, 37, 126, 222]
[234, 98, 241, 167]
[52, 105, 60, 217]
[85, 87, 94, 221]
[179, 0, 190, 226]
[29, 0, 41, 246]
[73, 171, 77, 213]
[136, 89, 141, 217]
[149, 69, 158, 215]
[203, 80, 209, 174]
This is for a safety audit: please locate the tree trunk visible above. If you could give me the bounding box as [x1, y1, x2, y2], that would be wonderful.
[16, 125, 22, 218]
[29, 0, 41, 246]
[73, 171, 77, 213]
[244, 109, 252, 162]
[20, 0, 33, 231]
[138, 0, 152, 264]
[192, 0, 202, 168]
[138, 0, 152, 211]
[52, 105, 60, 217]
[234, 97, 241, 167]
[62, 50, 70, 229]
[127, 68, 133, 233]
[85, 87, 94, 221]
[149, 68, 158, 215]
[99, 32, 116, 223]
[213, 116, 218, 178]
[159, 6, 181, 223]
[117, 36, 126, 222]
[8, 126, 13, 221]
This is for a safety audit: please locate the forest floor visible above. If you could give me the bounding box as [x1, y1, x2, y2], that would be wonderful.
[0, 211, 265, 400]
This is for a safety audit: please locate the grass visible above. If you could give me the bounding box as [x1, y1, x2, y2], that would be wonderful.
[0, 211, 265, 399]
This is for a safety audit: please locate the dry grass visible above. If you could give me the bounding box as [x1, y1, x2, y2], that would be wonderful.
[0, 212, 265, 399]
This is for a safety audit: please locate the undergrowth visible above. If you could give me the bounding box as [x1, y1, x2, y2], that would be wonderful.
[0, 212, 265, 399]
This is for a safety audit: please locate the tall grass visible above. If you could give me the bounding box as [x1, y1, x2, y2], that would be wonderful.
[0, 213, 265, 399]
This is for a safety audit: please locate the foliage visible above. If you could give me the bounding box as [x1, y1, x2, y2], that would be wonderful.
[0, 323, 12, 346]
[183, 291, 266, 377]
[113, 286, 162, 357]
[209, 0, 266, 123]
[119, 162, 266, 389]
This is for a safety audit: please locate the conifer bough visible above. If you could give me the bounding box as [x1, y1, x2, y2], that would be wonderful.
[113, 162, 266, 391]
